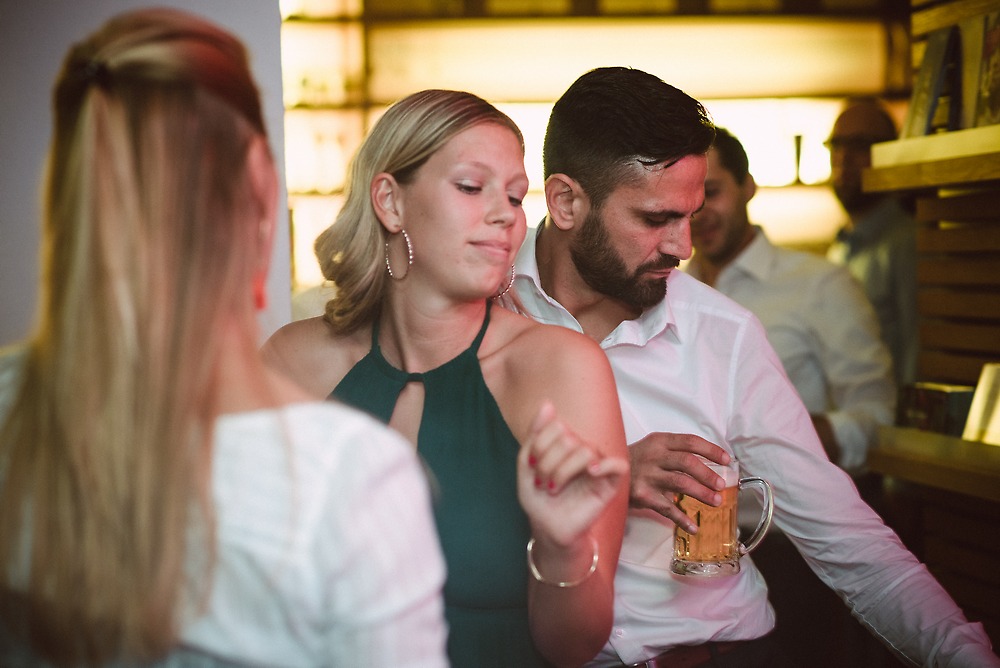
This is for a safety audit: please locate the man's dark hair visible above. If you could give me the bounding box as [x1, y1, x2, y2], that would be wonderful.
[543, 66, 715, 209]
[711, 127, 750, 183]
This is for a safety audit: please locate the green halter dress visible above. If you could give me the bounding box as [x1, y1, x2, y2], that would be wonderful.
[331, 303, 549, 667]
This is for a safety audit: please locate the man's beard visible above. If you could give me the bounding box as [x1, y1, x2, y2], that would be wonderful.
[569, 207, 679, 310]
[834, 177, 881, 215]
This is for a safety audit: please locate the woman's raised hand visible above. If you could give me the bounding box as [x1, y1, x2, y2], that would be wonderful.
[517, 400, 628, 547]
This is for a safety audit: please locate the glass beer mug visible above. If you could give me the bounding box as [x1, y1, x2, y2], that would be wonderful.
[671, 459, 773, 577]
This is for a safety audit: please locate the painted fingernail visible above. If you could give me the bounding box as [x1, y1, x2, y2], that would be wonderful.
[535, 476, 542, 488]
[528, 455, 537, 467]
[548, 479, 556, 491]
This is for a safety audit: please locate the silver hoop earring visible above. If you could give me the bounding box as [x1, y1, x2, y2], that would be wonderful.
[491, 265, 516, 299]
[385, 229, 413, 280]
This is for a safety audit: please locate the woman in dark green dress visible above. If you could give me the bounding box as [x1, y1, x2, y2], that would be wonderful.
[263, 90, 629, 667]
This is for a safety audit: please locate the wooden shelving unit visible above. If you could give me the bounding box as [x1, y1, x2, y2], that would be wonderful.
[865, 0, 1000, 648]
[863, 130, 1000, 385]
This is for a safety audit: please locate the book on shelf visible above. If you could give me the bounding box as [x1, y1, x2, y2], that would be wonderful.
[898, 382, 976, 437]
[974, 10, 1000, 127]
[902, 26, 963, 138]
[963, 363, 1000, 446]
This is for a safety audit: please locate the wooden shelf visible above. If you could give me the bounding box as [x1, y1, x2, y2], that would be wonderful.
[911, 0, 1000, 37]
[870, 426, 1000, 502]
[864, 151, 1000, 192]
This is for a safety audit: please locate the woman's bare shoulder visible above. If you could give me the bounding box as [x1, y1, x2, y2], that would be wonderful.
[488, 308, 611, 383]
[261, 316, 370, 398]
[485, 306, 623, 452]
[493, 308, 603, 359]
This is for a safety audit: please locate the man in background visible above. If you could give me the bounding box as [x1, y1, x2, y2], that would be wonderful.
[825, 98, 918, 386]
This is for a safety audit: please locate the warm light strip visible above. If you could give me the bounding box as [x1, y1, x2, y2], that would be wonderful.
[367, 17, 887, 102]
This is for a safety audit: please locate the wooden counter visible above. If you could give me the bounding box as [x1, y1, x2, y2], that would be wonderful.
[870, 426, 1000, 502]
[869, 426, 1000, 646]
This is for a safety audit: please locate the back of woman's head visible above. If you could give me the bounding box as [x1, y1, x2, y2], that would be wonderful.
[315, 89, 523, 333]
[47, 7, 269, 355]
[0, 8, 270, 665]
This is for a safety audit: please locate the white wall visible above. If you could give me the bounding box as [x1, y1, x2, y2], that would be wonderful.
[0, 0, 291, 346]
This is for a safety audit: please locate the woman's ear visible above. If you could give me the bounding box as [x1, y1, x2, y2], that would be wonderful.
[544, 173, 588, 232]
[247, 136, 278, 264]
[246, 136, 279, 311]
[371, 173, 403, 233]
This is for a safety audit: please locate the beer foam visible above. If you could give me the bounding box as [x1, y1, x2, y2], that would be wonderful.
[708, 461, 740, 487]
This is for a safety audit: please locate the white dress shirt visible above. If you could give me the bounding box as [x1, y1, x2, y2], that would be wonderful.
[0, 348, 449, 667]
[510, 231, 998, 668]
[687, 227, 895, 472]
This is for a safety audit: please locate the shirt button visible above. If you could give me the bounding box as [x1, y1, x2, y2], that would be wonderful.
[614, 628, 624, 638]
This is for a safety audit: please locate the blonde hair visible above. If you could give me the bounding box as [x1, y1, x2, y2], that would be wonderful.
[0, 8, 271, 665]
[315, 89, 523, 333]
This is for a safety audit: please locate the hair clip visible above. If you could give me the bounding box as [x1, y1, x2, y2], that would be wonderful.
[80, 60, 112, 89]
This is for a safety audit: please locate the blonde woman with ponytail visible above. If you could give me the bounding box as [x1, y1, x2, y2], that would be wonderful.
[0, 9, 446, 667]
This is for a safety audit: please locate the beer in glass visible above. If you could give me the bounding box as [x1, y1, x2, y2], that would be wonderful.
[671, 459, 772, 577]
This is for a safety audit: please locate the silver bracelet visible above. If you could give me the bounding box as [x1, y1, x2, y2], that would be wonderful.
[526, 536, 599, 588]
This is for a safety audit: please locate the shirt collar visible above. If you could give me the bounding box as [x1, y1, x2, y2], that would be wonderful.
[512, 225, 679, 347]
[836, 197, 904, 247]
[687, 225, 772, 285]
[728, 225, 775, 283]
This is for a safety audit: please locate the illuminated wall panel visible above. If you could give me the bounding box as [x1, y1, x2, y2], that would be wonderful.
[280, 0, 362, 17]
[281, 10, 902, 293]
[368, 18, 888, 102]
[285, 109, 367, 193]
[494, 103, 551, 194]
[748, 186, 844, 250]
[486, 0, 572, 13]
[281, 21, 365, 106]
[289, 194, 345, 287]
[600, 0, 682, 12]
[705, 98, 843, 186]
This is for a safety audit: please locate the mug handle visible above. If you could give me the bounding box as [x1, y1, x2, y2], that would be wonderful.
[737, 476, 773, 556]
